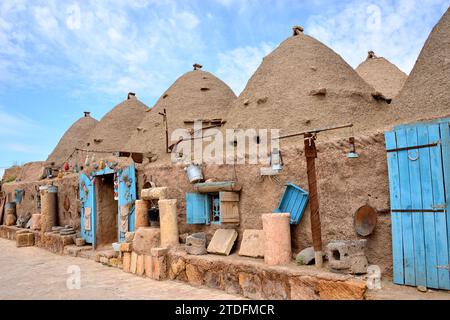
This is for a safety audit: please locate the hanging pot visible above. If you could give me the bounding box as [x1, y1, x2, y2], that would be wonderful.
[185, 164, 204, 184]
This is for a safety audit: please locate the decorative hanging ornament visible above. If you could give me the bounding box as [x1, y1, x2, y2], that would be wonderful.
[99, 160, 105, 170]
[85, 154, 90, 166]
[347, 137, 359, 158]
[57, 171, 64, 179]
[64, 162, 70, 172]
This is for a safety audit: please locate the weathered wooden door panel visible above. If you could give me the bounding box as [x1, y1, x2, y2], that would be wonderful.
[80, 173, 95, 246]
[441, 122, 450, 279]
[417, 125, 439, 288]
[428, 125, 450, 289]
[117, 162, 137, 242]
[220, 192, 240, 224]
[385, 119, 450, 290]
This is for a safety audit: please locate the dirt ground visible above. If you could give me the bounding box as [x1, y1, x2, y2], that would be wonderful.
[0, 239, 243, 300]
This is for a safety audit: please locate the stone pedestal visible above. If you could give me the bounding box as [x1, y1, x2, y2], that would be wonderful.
[135, 200, 149, 229]
[132, 227, 160, 255]
[40, 186, 58, 232]
[31, 214, 41, 230]
[144, 247, 168, 280]
[262, 213, 291, 266]
[16, 232, 34, 247]
[186, 232, 207, 255]
[326, 240, 368, 274]
[158, 199, 179, 248]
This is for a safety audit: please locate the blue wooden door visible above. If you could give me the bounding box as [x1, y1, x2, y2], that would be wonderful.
[186, 193, 210, 224]
[79, 173, 95, 246]
[385, 119, 450, 290]
[117, 162, 137, 242]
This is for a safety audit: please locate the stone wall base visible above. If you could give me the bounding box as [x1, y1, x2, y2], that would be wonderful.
[0, 225, 75, 255]
[167, 249, 367, 300]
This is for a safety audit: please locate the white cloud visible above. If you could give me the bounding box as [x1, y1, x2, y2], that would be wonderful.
[0, 108, 39, 137]
[216, 42, 274, 94]
[34, 6, 59, 33]
[0, 1, 204, 98]
[306, 0, 450, 73]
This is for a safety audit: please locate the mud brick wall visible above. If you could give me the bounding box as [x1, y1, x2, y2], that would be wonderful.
[1, 175, 81, 230]
[138, 132, 393, 276]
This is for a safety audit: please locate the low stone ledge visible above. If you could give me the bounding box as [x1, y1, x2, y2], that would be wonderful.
[0, 225, 21, 240]
[167, 250, 367, 300]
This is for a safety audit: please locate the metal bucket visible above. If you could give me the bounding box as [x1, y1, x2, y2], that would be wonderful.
[149, 207, 160, 227]
[186, 165, 204, 184]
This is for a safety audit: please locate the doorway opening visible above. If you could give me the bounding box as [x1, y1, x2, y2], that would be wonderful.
[95, 174, 118, 249]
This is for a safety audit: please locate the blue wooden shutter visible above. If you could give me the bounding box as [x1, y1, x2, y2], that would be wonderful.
[274, 183, 309, 225]
[186, 193, 210, 224]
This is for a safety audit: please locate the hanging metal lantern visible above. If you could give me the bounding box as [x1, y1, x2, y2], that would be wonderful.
[347, 137, 359, 158]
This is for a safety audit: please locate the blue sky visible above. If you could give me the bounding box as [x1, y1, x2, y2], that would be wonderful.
[1, 0, 449, 177]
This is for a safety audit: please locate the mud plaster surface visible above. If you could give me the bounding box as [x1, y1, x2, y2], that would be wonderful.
[138, 133, 393, 276]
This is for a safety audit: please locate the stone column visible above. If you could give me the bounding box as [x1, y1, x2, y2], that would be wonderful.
[135, 200, 149, 229]
[31, 214, 41, 230]
[40, 186, 58, 232]
[158, 199, 179, 248]
[262, 213, 291, 266]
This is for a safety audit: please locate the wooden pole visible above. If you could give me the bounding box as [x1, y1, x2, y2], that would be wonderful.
[304, 133, 323, 267]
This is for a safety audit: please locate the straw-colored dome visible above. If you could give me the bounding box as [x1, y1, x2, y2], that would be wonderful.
[223, 30, 392, 141]
[356, 53, 408, 100]
[47, 112, 98, 165]
[125, 69, 236, 160]
[84, 94, 149, 153]
[392, 8, 450, 122]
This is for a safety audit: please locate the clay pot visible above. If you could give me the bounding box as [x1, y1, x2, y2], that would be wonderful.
[5, 214, 17, 226]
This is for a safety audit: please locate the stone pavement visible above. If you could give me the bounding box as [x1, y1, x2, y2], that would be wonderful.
[0, 238, 244, 300]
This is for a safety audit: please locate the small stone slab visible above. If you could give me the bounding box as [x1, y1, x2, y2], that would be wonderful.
[238, 229, 264, 258]
[75, 238, 86, 247]
[296, 247, 315, 265]
[207, 229, 238, 256]
[16, 233, 34, 247]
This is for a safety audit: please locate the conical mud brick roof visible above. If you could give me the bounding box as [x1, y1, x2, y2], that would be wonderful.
[85, 94, 149, 153]
[393, 8, 450, 122]
[223, 27, 392, 142]
[47, 112, 98, 165]
[356, 51, 407, 100]
[125, 68, 236, 160]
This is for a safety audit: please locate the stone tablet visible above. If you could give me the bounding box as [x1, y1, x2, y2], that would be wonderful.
[207, 229, 238, 256]
[238, 229, 264, 258]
